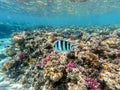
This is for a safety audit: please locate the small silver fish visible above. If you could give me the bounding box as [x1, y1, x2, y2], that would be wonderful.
[53, 40, 79, 53]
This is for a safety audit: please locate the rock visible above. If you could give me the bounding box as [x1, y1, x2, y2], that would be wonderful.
[0, 81, 11, 87]
[0, 75, 5, 82]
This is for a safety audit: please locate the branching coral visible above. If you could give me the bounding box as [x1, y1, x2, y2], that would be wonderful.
[84, 52, 100, 68]
[67, 68, 87, 90]
[66, 61, 75, 72]
[86, 77, 100, 90]
[17, 52, 28, 60]
[41, 52, 55, 67]
[98, 63, 120, 90]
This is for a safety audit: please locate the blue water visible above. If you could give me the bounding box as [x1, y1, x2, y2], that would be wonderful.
[1, 9, 120, 27]
[0, 1, 120, 90]
[0, 0, 120, 38]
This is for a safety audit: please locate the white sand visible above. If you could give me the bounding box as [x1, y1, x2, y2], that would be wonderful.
[0, 38, 33, 90]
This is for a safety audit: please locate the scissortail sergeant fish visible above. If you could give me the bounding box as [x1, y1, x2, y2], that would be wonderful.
[53, 40, 79, 53]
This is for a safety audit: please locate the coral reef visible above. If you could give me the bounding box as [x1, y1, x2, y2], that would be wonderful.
[86, 77, 100, 90]
[13, 35, 24, 43]
[2, 60, 17, 72]
[41, 52, 56, 67]
[66, 61, 75, 72]
[17, 52, 28, 60]
[6, 48, 16, 56]
[84, 52, 100, 68]
[67, 68, 87, 90]
[98, 63, 120, 90]
[101, 37, 119, 46]
[2, 26, 120, 90]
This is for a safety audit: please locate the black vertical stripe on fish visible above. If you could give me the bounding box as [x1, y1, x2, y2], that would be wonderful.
[56, 41, 59, 50]
[65, 41, 68, 51]
[61, 40, 63, 51]
[53, 40, 78, 52]
[68, 42, 70, 51]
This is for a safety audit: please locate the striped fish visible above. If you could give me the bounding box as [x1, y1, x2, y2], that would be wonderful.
[53, 40, 79, 53]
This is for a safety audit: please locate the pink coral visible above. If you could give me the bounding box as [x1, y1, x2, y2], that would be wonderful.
[41, 52, 55, 67]
[86, 77, 100, 90]
[13, 35, 24, 42]
[67, 61, 75, 72]
[17, 52, 28, 60]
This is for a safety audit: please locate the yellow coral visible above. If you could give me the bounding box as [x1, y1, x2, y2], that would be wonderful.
[46, 61, 53, 66]
[26, 58, 37, 65]
[50, 72, 63, 82]
[25, 43, 33, 48]
[101, 38, 118, 45]
[67, 81, 87, 90]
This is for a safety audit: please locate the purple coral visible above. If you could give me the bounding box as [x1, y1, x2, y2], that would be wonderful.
[17, 52, 28, 60]
[86, 77, 100, 90]
[41, 52, 55, 67]
[67, 61, 75, 72]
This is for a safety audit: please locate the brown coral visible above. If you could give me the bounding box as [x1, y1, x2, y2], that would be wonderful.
[84, 52, 100, 68]
[2, 60, 16, 71]
[98, 63, 120, 90]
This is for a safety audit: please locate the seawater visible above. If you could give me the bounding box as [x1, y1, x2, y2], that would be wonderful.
[1, 9, 120, 38]
[0, 0, 120, 90]
[0, 0, 120, 38]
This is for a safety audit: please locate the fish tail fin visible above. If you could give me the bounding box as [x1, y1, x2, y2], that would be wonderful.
[71, 44, 80, 51]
